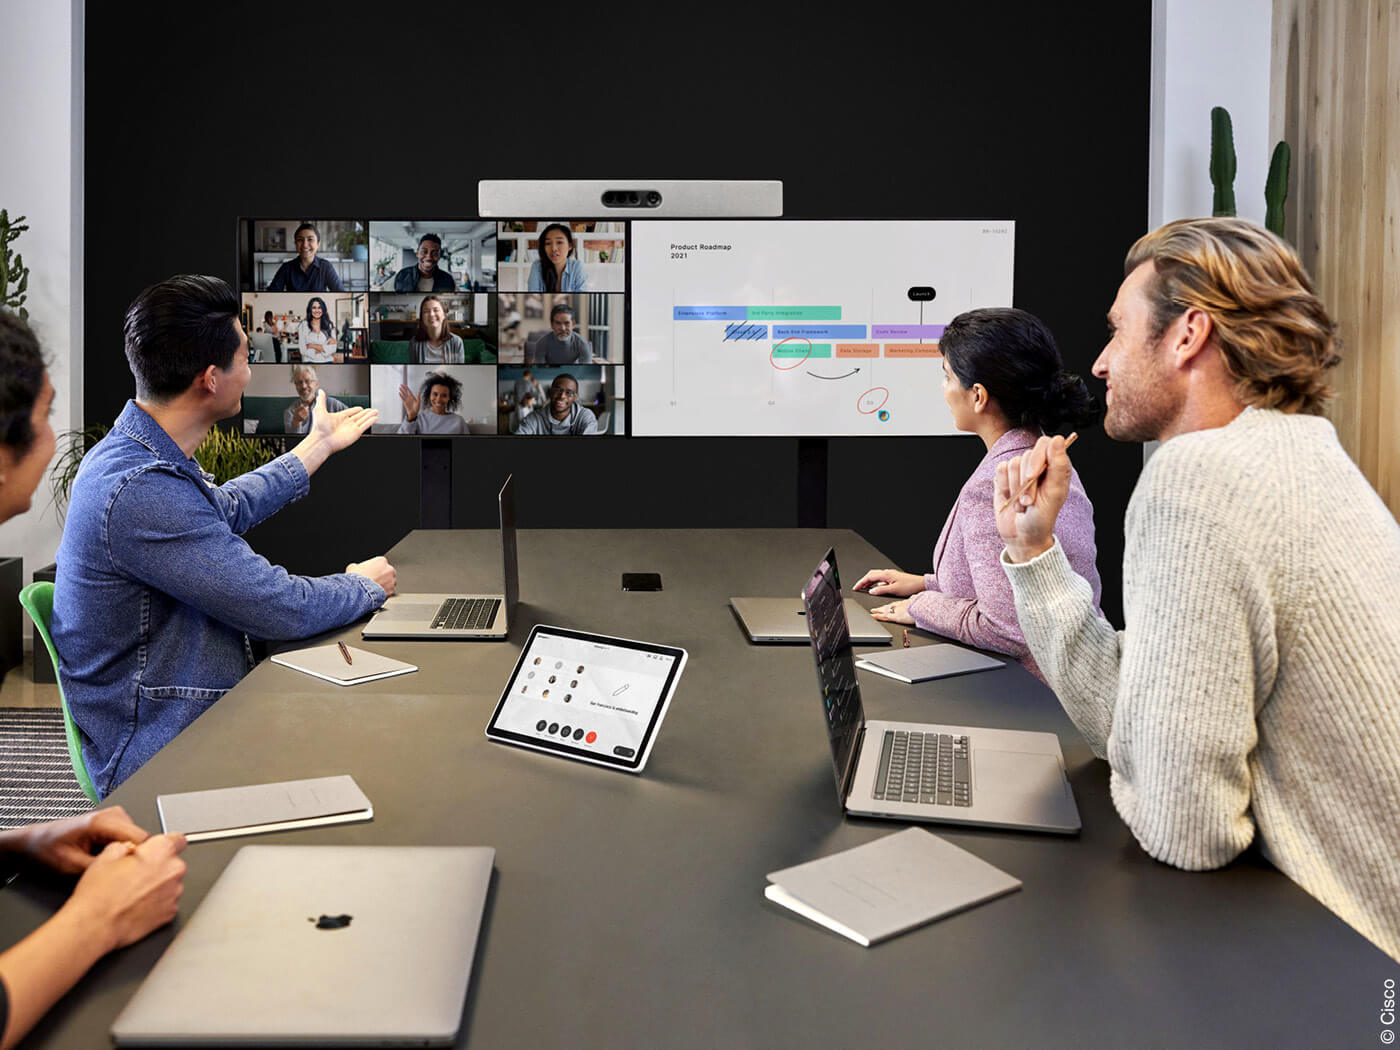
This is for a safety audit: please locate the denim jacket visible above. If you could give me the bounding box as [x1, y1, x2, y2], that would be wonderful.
[53, 401, 386, 796]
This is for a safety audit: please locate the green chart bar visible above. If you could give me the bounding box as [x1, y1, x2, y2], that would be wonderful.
[771, 343, 833, 358]
[747, 306, 842, 321]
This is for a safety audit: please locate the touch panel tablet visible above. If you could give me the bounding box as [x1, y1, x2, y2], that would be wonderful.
[485, 624, 687, 773]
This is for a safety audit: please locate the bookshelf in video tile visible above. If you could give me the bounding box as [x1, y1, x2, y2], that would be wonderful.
[237, 218, 627, 437]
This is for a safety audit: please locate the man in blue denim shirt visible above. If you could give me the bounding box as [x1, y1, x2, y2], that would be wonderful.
[53, 275, 398, 796]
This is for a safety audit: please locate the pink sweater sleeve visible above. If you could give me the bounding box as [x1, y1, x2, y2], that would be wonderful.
[905, 477, 1031, 660]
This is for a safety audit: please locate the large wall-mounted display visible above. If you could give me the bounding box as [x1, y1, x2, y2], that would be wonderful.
[236, 218, 628, 438]
[630, 221, 1014, 437]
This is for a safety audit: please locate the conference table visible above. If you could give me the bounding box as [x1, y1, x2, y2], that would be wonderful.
[3, 529, 1393, 1049]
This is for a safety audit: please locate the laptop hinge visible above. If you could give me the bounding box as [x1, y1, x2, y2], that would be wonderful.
[840, 726, 865, 803]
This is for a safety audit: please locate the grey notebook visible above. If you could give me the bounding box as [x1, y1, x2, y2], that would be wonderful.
[111, 845, 494, 1047]
[157, 774, 373, 842]
[855, 642, 1004, 683]
[764, 827, 1021, 946]
[271, 644, 417, 686]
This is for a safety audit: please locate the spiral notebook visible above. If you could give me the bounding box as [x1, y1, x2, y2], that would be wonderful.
[271, 644, 417, 686]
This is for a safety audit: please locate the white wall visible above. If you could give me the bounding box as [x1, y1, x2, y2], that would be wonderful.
[1145, 0, 1272, 465]
[1150, 0, 1274, 228]
[0, 0, 80, 644]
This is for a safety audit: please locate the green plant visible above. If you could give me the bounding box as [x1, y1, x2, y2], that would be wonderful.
[1209, 106, 1291, 238]
[49, 423, 283, 522]
[1264, 142, 1291, 238]
[193, 426, 281, 485]
[49, 424, 111, 522]
[333, 223, 368, 256]
[1, 208, 31, 318]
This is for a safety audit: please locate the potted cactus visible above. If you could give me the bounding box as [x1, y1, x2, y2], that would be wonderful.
[1210, 106, 1292, 238]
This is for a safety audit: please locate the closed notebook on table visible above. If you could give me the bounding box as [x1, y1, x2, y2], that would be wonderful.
[157, 774, 374, 842]
[271, 644, 417, 686]
[854, 642, 1004, 683]
[764, 827, 1021, 946]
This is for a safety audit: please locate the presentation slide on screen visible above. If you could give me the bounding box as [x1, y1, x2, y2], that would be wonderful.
[497, 632, 677, 759]
[630, 221, 1015, 436]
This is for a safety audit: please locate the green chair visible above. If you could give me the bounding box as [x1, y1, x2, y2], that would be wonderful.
[18, 581, 99, 802]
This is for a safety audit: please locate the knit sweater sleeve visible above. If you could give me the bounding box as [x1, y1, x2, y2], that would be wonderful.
[1004, 444, 1268, 870]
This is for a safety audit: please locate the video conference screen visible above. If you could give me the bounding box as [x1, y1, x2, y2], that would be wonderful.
[238, 219, 627, 437]
[236, 218, 1013, 439]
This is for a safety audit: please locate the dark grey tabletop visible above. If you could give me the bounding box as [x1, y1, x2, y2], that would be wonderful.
[4, 530, 1393, 1049]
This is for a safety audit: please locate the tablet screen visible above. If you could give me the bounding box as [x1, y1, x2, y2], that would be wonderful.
[485, 625, 686, 772]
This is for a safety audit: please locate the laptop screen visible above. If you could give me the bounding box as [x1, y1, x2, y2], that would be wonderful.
[801, 549, 865, 801]
[499, 474, 518, 617]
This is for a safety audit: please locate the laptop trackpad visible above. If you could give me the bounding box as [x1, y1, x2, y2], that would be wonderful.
[375, 598, 443, 623]
[974, 750, 1064, 797]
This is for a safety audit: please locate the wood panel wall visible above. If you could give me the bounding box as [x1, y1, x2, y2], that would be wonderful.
[1271, 0, 1400, 516]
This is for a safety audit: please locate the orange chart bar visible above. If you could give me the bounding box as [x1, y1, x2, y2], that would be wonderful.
[884, 342, 941, 358]
[834, 343, 879, 358]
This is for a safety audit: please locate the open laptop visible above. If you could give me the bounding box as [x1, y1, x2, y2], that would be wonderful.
[801, 549, 1080, 834]
[362, 475, 518, 640]
[730, 595, 892, 645]
[111, 845, 495, 1047]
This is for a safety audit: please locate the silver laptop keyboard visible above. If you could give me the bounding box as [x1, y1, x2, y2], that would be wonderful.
[429, 598, 500, 631]
[872, 731, 971, 806]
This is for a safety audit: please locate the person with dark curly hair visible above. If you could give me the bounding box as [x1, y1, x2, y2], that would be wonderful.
[398, 370, 468, 434]
[854, 307, 1101, 679]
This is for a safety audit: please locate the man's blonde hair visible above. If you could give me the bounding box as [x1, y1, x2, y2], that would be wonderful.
[1125, 218, 1340, 414]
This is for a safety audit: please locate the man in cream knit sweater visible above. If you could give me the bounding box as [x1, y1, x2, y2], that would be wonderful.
[994, 218, 1399, 961]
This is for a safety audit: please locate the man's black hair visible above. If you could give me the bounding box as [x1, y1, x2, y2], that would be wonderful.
[294, 222, 319, 240]
[123, 275, 242, 401]
[0, 311, 46, 455]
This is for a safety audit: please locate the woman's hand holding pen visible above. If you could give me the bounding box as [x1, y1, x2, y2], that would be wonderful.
[995, 433, 1076, 564]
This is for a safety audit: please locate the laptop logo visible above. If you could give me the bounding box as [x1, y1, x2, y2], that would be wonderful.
[311, 914, 353, 930]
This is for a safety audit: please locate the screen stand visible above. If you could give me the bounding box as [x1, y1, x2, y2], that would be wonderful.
[420, 439, 452, 528]
[797, 438, 827, 528]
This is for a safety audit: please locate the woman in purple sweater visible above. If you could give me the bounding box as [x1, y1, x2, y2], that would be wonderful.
[855, 308, 1102, 680]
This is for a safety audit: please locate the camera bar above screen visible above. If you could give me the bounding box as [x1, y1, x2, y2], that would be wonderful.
[236, 218, 1014, 439]
[237, 218, 628, 438]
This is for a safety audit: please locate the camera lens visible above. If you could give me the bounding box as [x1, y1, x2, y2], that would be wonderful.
[646, 191, 662, 207]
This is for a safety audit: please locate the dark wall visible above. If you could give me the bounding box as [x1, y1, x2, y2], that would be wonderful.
[84, 4, 1150, 624]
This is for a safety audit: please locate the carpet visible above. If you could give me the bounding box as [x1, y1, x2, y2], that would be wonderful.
[0, 708, 95, 827]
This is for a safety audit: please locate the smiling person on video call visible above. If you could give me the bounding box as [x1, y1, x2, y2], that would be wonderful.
[0, 311, 188, 1050]
[527, 303, 593, 365]
[54, 276, 397, 797]
[515, 373, 599, 435]
[265, 222, 344, 293]
[398, 371, 468, 434]
[295, 296, 337, 363]
[392, 233, 456, 293]
[409, 295, 466, 365]
[283, 364, 349, 434]
[854, 308, 1101, 680]
[993, 218, 1400, 961]
[527, 223, 588, 292]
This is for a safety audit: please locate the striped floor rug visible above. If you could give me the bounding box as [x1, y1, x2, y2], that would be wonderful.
[0, 708, 95, 827]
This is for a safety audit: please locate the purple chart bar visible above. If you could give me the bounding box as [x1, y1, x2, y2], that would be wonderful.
[871, 324, 946, 339]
